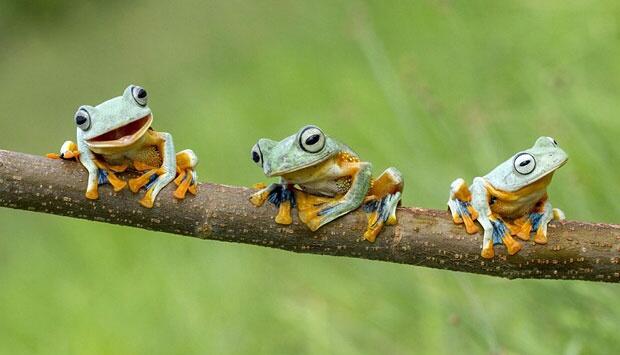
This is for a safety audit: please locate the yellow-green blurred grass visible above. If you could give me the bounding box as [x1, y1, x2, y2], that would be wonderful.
[0, 0, 619, 354]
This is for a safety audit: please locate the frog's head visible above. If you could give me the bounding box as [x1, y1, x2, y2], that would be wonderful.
[75, 85, 153, 150]
[488, 136, 568, 191]
[250, 125, 340, 177]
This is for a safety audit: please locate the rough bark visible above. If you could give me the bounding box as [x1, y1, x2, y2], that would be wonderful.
[0, 149, 619, 283]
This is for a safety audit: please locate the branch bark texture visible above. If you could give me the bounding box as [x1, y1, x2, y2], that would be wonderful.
[0, 150, 619, 283]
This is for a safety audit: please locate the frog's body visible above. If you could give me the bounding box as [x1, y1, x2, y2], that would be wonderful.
[250, 125, 403, 241]
[48, 85, 198, 207]
[448, 137, 568, 258]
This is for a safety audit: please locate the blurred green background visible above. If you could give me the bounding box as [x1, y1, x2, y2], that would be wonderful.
[1, 0, 619, 353]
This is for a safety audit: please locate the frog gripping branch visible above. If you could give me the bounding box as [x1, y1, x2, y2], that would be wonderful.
[47, 85, 198, 208]
[249, 125, 404, 242]
[447, 137, 568, 259]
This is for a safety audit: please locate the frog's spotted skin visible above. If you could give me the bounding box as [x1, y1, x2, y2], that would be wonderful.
[249, 125, 404, 242]
[47, 85, 198, 207]
[447, 137, 568, 258]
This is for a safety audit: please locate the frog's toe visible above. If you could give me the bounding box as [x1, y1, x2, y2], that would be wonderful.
[481, 240, 495, 259]
[129, 169, 158, 193]
[534, 228, 548, 244]
[249, 189, 270, 207]
[503, 234, 522, 255]
[139, 189, 155, 208]
[516, 221, 532, 241]
[85, 188, 99, 200]
[275, 200, 293, 225]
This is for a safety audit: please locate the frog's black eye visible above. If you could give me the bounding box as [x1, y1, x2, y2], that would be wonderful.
[251, 143, 263, 167]
[75, 108, 91, 131]
[131, 86, 148, 106]
[513, 153, 536, 175]
[299, 126, 325, 153]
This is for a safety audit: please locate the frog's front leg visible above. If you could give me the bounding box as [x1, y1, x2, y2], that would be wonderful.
[298, 162, 372, 232]
[137, 132, 177, 208]
[471, 178, 522, 258]
[75, 142, 101, 200]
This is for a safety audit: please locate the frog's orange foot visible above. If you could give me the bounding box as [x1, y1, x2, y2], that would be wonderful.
[534, 228, 548, 244]
[296, 191, 340, 231]
[490, 219, 522, 256]
[139, 189, 155, 208]
[129, 169, 159, 193]
[85, 188, 99, 200]
[481, 240, 495, 259]
[48, 141, 80, 160]
[96, 169, 127, 192]
[448, 179, 479, 234]
[250, 188, 270, 207]
[362, 191, 401, 242]
[173, 169, 197, 200]
[275, 200, 293, 225]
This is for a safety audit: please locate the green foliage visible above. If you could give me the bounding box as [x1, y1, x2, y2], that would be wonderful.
[0, 0, 619, 353]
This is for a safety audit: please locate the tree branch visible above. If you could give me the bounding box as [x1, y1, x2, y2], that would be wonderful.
[0, 149, 619, 283]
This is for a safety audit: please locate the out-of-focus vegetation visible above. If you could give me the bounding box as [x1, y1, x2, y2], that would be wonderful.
[0, 0, 619, 353]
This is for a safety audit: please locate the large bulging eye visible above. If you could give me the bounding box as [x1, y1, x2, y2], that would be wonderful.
[251, 144, 263, 166]
[299, 126, 325, 153]
[131, 85, 148, 106]
[514, 153, 536, 175]
[75, 109, 91, 131]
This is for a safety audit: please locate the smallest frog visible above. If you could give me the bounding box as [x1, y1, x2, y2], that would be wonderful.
[447, 137, 568, 258]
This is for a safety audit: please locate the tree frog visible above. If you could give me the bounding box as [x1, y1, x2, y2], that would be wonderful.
[249, 125, 404, 242]
[447, 137, 568, 258]
[47, 85, 198, 208]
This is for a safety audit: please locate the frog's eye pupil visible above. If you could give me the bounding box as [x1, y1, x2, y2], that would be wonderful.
[251, 144, 263, 167]
[299, 126, 326, 153]
[75, 109, 91, 131]
[305, 134, 320, 145]
[131, 85, 148, 106]
[519, 160, 530, 167]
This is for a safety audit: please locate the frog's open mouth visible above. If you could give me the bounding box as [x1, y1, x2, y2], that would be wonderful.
[86, 114, 153, 148]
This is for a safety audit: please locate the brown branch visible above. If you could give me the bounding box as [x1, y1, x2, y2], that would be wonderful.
[0, 149, 619, 283]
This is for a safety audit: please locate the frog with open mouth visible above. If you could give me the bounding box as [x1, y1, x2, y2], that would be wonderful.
[447, 137, 568, 258]
[48, 85, 198, 207]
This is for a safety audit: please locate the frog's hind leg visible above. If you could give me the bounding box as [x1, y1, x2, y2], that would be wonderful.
[173, 149, 199, 199]
[362, 167, 404, 242]
[447, 178, 480, 234]
[93, 160, 127, 192]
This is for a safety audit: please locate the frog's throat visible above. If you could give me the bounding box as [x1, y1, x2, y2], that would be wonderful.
[483, 172, 554, 201]
[86, 114, 153, 149]
[267, 153, 333, 177]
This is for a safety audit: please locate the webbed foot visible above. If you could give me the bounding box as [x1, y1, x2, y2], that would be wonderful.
[363, 167, 404, 241]
[447, 178, 480, 234]
[47, 141, 80, 160]
[173, 149, 198, 200]
[362, 192, 401, 242]
[486, 217, 522, 258]
[296, 191, 340, 231]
